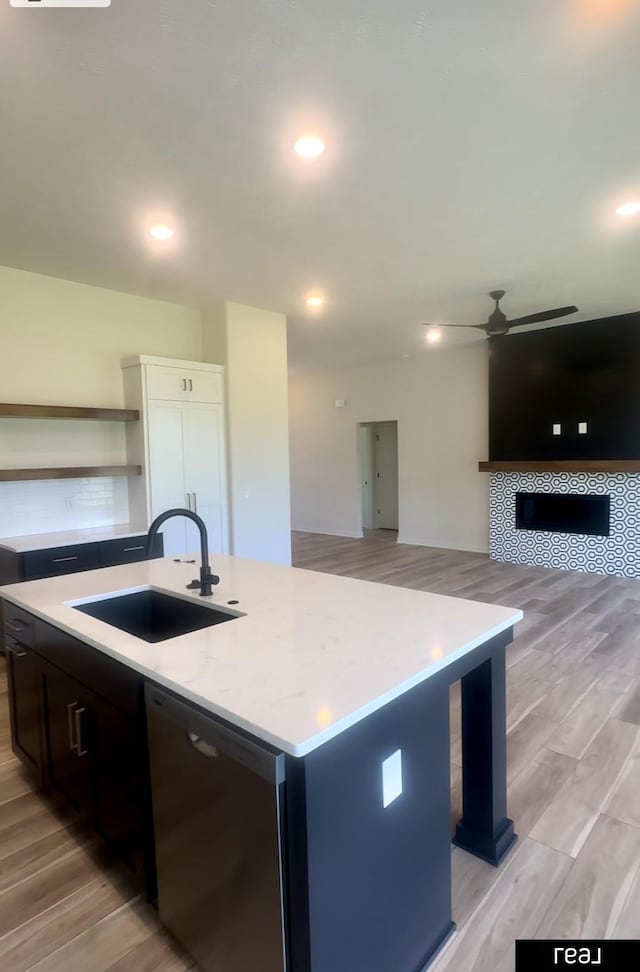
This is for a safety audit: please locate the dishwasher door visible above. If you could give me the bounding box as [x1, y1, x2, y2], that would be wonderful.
[145, 685, 287, 972]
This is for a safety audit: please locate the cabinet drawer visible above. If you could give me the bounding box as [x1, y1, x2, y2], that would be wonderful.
[146, 365, 223, 404]
[23, 543, 101, 581]
[4, 604, 37, 647]
[99, 534, 163, 568]
[36, 620, 140, 717]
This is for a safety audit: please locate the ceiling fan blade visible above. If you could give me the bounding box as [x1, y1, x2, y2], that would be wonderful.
[507, 305, 579, 328]
[423, 322, 488, 330]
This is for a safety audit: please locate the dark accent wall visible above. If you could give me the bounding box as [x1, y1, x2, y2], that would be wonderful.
[489, 312, 640, 461]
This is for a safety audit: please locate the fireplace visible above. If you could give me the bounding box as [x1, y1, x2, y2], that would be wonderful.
[487, 472, 640, 577]
[515, 492, 610, 537]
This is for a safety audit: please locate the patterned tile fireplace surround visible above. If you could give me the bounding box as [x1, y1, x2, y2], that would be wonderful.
[489, 472, 640, 578]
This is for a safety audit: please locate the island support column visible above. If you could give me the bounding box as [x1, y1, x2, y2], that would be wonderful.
[452, 635, 517, 866]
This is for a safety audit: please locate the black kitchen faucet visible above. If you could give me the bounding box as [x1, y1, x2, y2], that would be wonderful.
[145, 508, 220, 596]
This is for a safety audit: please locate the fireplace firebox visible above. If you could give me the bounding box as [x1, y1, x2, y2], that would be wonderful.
[515, 492, 610, 537]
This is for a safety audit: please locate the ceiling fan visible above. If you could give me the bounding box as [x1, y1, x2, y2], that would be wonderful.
[424, 290, 579, 338]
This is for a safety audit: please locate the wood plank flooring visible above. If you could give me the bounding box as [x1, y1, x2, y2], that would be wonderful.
[0, 529, 638, 970]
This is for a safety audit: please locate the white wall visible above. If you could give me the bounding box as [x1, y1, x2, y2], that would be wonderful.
[1, 264, 202, 406]
[289, 344, 490, 553]
[0, 264, 202, 535]
[203, 302, 292, 566]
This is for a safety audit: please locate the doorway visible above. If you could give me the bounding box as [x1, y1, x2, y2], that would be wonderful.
[358, 421, 399, 532]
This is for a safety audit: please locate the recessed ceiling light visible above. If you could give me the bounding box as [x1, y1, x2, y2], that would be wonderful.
[306, 295, 325, 309]
[615, 202, 640, 217]
[149, 224, 174, 241]
[426, 327, 442, 344]
[294, 135, 326, 160]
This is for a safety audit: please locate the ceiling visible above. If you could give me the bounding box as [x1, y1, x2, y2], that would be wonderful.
[1, 1, 639, 371]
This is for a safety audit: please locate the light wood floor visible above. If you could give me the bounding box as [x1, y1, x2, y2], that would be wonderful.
[1, 531, 639, 970]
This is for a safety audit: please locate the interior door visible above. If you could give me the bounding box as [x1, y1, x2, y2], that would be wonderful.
[359, 425, 374, 530]
[148, 403, 188, 555]
[43, 663, 91, 817]
[373, 422, 399, 529]
[182, 404, 229, 554]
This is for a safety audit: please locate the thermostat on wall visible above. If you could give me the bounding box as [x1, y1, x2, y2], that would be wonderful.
[334, 399, 346, 409]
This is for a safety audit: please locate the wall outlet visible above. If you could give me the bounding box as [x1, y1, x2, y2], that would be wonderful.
[552, 424, 562, 436]
[334, 399, 346, 409]
[382, 749, 403, 808]
[578, 422, 588, 434]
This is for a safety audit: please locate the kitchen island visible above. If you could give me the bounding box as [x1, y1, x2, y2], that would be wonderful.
[0, 554, 522, 972]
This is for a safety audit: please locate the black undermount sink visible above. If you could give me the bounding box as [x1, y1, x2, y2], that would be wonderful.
[73, 588, 242, 643]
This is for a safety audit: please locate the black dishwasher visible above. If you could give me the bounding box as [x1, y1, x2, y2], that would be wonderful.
[145, 685, 287, 972]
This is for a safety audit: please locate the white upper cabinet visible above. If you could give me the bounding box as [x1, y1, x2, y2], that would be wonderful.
[145, 365, 223, 404]
[122, 356, 229, 557]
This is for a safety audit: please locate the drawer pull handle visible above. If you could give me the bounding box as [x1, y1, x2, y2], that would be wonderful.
[189, 378, 193, 391]
[7, 618, 26, 632]
[67, 702, 78, 751]
[52, 556, 78, 563]
[182, 378, 187, 391]
[75, 708, 88, 757]
[6, 641, 28, 658]
[123, 545, 144, 552]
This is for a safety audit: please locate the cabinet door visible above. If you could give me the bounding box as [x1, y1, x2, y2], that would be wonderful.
[146, 365, 223, 404]
[42, 663, 92, 817]
[146, 365, 190, 402]
[147, 403, 188, 555]
[185, 369, 223, 404]
[182, 404, 229, 554]
[89, 692, 144, 875]
[5, 640, 42, 776]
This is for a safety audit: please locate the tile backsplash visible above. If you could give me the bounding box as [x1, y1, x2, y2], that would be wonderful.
[0, 477, 130, 538]
[0, 415, 130, 538]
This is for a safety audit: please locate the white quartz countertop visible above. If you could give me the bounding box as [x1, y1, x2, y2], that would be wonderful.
[0, 525, 148, 553]
[0, 555, 522, 756]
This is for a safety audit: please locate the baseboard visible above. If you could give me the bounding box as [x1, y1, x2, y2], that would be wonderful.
[396, 535, 489, 555]
[292, 527, 365, 539]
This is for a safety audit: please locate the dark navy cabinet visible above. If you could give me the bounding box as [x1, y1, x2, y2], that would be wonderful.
[2, 605, 155, 899]
[0, 532, 163, 586]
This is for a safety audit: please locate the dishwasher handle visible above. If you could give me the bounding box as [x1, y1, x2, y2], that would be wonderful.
[145, 684, 285, 785]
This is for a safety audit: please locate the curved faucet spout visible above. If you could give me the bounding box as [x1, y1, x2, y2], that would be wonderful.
[146, 508, 220, 596]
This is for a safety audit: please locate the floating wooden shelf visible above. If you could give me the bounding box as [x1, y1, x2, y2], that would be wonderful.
[0, 465, 142, 482]
[479, 460, 640, 473]
[0, 403, 139, 422]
